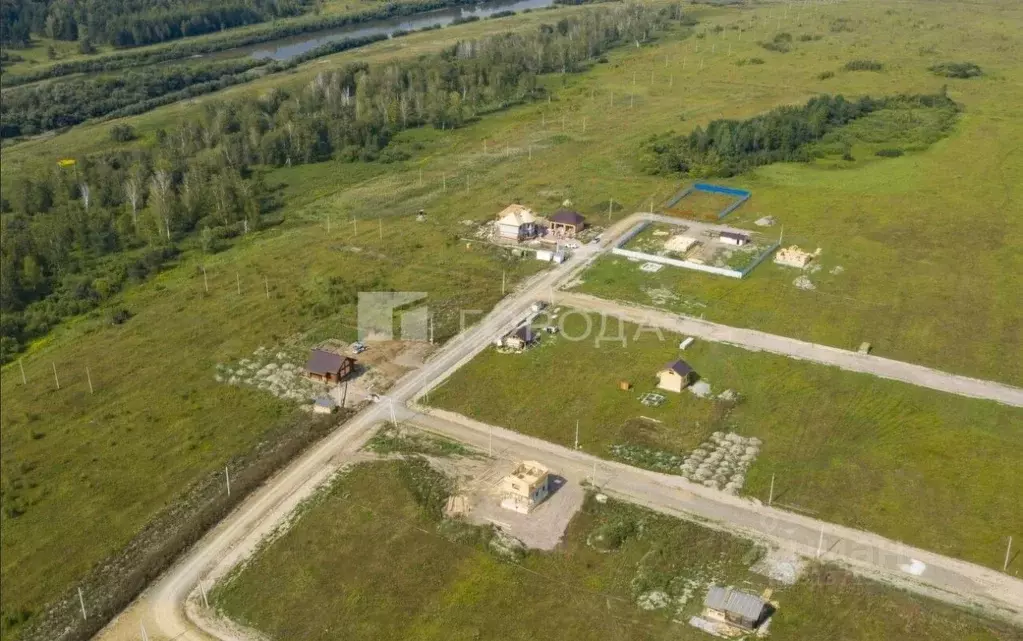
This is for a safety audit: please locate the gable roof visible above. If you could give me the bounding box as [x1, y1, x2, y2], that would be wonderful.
[549, 209, 585, 225]
[662, 359, 694, 376]
[703, 586, 767, 620]
[512, 325, 537, 342]
[306, 349, 346, 374]
[497, 204, 538, 226]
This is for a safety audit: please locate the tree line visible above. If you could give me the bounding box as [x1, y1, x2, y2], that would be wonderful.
[0, 0, 305, 49]
[647, 90, 958, 178]
[0, 4, 673, 362]
[1, 33, 391, 138]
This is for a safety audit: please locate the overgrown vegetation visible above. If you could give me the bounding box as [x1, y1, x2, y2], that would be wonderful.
[0, 4, 669, 363]
[930, 61, 982, 78]
[367, 424, 476, 458]
[844, 59, 883, 71]
[646, 91, 958, 177]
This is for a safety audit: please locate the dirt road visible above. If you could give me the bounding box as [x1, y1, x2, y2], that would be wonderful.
[555, 291, 1023, 407]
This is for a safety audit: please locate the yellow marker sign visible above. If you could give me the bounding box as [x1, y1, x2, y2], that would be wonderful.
[57, 158, 77, 168]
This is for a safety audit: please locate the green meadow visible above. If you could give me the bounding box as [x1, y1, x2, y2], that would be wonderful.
[428, 312, 1023, 571]
[214, 460, 1019, 641]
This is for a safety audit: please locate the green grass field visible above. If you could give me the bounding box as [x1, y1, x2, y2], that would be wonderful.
[213, 460, 1019, 641]
[3, 0, 1023, 634]
[428, 312, 1023, 571]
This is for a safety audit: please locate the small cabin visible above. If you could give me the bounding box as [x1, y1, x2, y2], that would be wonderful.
[496, 204, 540, 241]
[656, 359, 696, 393]
[702, 586, 772, 632]
[305, 349, 355, 383]
[547, 209, 586, 237]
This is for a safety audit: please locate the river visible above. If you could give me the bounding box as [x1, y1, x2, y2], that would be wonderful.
[221, 0, 557, 63]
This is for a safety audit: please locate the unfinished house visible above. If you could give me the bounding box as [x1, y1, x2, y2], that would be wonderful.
[547, 209, 586, 237]
[496, 204, 540, 241]
[503, 325, 538, 350]
[657, 359, 696, 393]
[701, 586, 772, 634]
[719, 231, 751, 246]
[774, 245, 813, 268]
[305, 349, 355, 384]
[499, 461, 551, 514]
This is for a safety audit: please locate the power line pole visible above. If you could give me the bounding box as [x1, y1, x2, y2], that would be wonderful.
[501, 270, 506, 296]
[18, 358, 26, 384]
[574, 419, 579, 449]
[225, 467, 231, 496]
[86, 367, 94, 394]
[78, 587, 87, 620]
[199, 580, 209, 608]
[264, 276, 270, 300]
[816, 526, 824, 558]
[768, 473, 775, 506]
[52, 362, 60, 390]
[202, 265, 208, 293]
[1006, 536, 1014, 572]
[236, 272, 241, 295]
[140, 622, 149, 641]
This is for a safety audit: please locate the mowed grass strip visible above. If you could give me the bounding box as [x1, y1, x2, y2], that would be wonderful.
[213, 460, 1018, 641]
[428, 312, 1023, 571]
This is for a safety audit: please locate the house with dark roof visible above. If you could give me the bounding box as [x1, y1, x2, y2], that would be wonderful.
[547, 209, 586, 237]
[656, 359, 696, 393]
[702, 586, 772, 632]
[503, 325, 539, 350]
[305, 349, 355, 383]
[719, 231, 751, 246]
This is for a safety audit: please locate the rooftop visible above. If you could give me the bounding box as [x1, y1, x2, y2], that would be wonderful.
[497, 204, 538, 226]
[306, 349, 348, 374]
[549, 209, 585, 225]
[662, 359, 694, 376]
[704, 586, 767, 621]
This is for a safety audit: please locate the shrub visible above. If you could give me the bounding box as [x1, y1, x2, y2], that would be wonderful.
[108, 124, 136, 142]
[875, 148, 904, 157]
[818, 70, 835, 80]
[929, 62, 982, 78]
[845, 59, 884, 71]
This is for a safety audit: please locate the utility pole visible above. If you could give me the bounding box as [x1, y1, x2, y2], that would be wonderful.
[816, 526, 825, 559]
[607, 198, 613, 221]
[18, 358, 26, 384]
[574, 420, 579, 449]
[141, 622, 149, 641]
[199, 580, 209, 608]
[429, 315, 435, 344]
[86, 367, 94, 394]
[202, 265, 208, 293]
[264, 276, 270, 300]
[1006, 536, 1014, 572]
[502, 270, 506, 296]
[236, 272, 241, 295]
[225, 466, 231, 496]
[768, 473, 775, 506]
[78, 587, 87, 620]
[52, 362, 60, 390]
[378, 218, 383, 239]
[489, 424, 493, 457]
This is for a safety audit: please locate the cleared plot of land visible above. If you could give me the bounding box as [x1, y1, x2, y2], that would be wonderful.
[428, 312, 1023, 571]
[212, 460, 1017, 641]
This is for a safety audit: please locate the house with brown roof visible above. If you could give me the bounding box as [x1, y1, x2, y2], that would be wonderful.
[548, 209, 586, 237]
[657, 359, 696, 393]
[305, 349, 355, 384]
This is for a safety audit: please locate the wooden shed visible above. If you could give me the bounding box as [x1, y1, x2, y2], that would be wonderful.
[656, 359, 696, 393]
